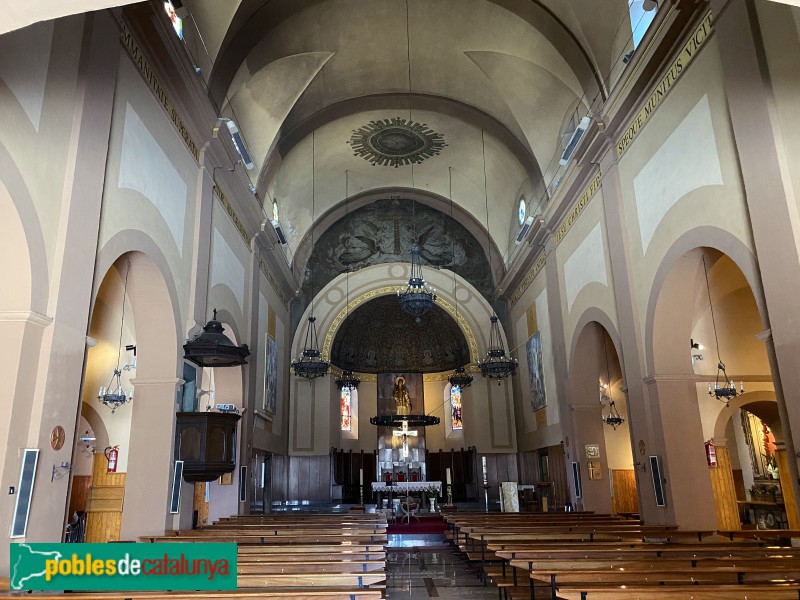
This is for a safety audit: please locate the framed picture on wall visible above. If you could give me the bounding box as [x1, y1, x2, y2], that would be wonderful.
[263, 334, 278, 415]
[527, 331, 546, 411]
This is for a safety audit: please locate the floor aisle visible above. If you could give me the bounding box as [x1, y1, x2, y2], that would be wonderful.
[385, 534, 501, 599]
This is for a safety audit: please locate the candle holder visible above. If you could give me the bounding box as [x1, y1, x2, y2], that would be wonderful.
[447, 483, 453, 506]
[359, 484, 364, 508]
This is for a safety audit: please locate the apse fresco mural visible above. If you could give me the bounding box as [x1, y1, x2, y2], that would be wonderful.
[527, 331, 546, 412]
[331, 296, 469, 374]
[299, 198, 493, 309]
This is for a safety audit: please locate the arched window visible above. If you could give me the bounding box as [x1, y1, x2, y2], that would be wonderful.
[340, 387, 352, 431]
[450, 385, 463, 431]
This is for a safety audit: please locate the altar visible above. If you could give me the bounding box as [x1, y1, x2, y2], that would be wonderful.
[371, 481, 441, 514]
[371, 481, 442, 494]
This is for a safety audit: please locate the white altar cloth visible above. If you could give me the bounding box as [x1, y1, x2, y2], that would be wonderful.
[371, 481, 442, 493]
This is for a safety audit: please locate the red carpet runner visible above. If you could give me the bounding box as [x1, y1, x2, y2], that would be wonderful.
[387, 515, 447, 534]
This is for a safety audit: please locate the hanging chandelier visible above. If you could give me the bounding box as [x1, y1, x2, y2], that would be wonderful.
[335, 369, 361, 390]
[708, 362, 743, 404]
[600, 333, 626, 429]
[448, 366, 474, 389]
[292, 319, 329, 380]
[479, 315, 518, 384]
[98, 261, 135, 413]
[397, 244, 437, 323]
[293, 131, 329, 380]
[701, 255, 744, 405]
[603, 400, 625, 430]
[477, 132, 516, 384]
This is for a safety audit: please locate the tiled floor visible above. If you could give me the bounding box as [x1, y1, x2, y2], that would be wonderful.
[386, 534, 501, 599]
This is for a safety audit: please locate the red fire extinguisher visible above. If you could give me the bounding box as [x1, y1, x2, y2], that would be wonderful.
[106, 445, 119, 473]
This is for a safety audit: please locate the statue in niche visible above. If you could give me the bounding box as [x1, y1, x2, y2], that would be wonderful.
[393, 376, 412, 415]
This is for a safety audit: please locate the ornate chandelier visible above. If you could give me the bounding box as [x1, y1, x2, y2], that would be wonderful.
[478, 315, 518, 384]
[293, 131, 329, 380]
[292, 317, 329, 379]
[397, 243, 436, 323]
[448, 366, 474, 389]
[335, 369, 361, 390]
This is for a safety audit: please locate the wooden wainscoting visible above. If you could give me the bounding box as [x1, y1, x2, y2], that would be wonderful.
[709, 446, 740, 530]
[194, 482, 209, 527]
[611, 469, 639, 515]
[84, 453, 125, 542]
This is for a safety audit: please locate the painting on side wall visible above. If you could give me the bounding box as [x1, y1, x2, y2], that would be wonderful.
[527, 331, 546, 411]
[264, 335, 278, 415]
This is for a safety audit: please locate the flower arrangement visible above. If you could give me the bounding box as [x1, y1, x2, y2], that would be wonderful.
[424, 485, 439, 500]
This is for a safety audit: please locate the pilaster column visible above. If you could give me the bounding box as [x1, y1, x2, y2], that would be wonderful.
[643, 376, 716, 530]
[598, 150, 663, 523]
[570, 405, 612, 514]
[120, 377, 183, 539]
[543, 240, 579, 507]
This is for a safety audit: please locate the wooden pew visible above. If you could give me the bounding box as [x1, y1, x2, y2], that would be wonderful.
[0, 591, 385, 599]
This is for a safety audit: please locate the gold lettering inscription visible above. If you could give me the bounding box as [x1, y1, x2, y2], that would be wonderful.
[120, 24, 200, 162]
[616, 10, 713, 158]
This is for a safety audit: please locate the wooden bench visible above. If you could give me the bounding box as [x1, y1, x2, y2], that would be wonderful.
[0, 591, 385, 599]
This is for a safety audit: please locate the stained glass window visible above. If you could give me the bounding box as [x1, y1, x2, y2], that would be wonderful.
[340, 387, 352, 431]
[450, 385, 463, 431]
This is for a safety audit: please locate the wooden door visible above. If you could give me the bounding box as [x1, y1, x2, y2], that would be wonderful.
[611, 469, 639, 515]
[84, 453, 125, 542]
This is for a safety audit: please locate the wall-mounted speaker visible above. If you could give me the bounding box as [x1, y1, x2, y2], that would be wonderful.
[170, 461, 184, 514]
[571, 462, 582, 499]
[649, 455, 666, 507]
[239, 466, 247, 503]
[11, 449, 39, 538]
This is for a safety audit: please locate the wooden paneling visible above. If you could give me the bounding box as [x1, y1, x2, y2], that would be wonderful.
[68, 476, 91, 517]
[194, 482, 209, 527]
[85, 454, 125, 542]
[274, 456, 330, 502]
[85, 486, 125, 512]
[549, 444, 569, 508]
[709, 446, 740, 531]
[611, 469, 639, 515]
[776, 450, 799, 529]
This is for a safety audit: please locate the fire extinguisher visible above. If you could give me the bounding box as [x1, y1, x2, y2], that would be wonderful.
[106, 445, 119, 473]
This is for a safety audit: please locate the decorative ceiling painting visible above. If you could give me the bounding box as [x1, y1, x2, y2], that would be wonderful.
[330, 295, 470, 373]
[299, 198, 493, 309]
[348, 117, 447, 167]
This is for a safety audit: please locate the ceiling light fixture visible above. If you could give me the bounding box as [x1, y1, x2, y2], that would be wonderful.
[292, 130, 329, 379]
[477, 132, 517, 384]
[98, 261, 136, 413]
[599, 332, 625, 430]
[701, 256, 743, 405]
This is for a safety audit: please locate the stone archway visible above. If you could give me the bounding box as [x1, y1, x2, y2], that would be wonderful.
[567, 320, 634, 514]
[646, 246, 785, 530]
[712, 391, 797, 529]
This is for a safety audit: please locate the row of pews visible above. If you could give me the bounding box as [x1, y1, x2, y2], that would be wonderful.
[3, 513, 388, 599]
[445, 512, 800, 599]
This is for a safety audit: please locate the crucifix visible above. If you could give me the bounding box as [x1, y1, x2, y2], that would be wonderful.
[392, 420, 418, 461]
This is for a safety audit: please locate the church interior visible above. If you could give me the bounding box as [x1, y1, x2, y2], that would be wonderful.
[4, 0, 800, 597]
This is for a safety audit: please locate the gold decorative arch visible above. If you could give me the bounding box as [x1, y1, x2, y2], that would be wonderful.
[321, 286, 479, 363]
